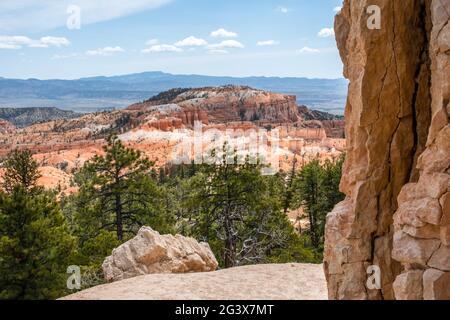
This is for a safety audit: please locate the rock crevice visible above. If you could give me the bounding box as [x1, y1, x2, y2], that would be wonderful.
[324, 0, 449, 300]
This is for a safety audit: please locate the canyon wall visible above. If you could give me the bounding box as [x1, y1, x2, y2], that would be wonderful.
[324, 0, 449, 300]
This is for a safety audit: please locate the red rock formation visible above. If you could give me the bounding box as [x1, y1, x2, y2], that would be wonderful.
[129, 86, 303, 125]
[0, 86, 347, 193]
[176, 108, 209, 126]
[143, 118, 184, 131]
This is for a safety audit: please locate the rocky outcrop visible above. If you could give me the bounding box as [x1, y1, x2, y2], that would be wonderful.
[122, 87, 347, 154]
[324, 0, 449, 300]
[176, 108, 209, 127]
[130, 85, 303, 124]
[392, 0, 450, 300]
[102, 227, 218, 282]
[62, 263, 328, 300]
[143, 117, 184, 131]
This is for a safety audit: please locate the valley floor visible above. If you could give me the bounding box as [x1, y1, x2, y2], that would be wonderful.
[62, 263, 327, 300]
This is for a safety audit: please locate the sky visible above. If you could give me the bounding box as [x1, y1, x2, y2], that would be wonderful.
[0, 0, 344, 80]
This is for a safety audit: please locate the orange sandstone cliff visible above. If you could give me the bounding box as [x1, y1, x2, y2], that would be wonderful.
[324, 0, 449, 300]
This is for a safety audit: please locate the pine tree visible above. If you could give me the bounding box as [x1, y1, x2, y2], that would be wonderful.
[183, 145, 313, 268]
[296, 160, 322, 247]
[282, 156, 298, 215]
[0, 149, 75, 300]
[294, 157, 345, 251]
[70, 135, 173, 242]
[2, 149, 41, 193]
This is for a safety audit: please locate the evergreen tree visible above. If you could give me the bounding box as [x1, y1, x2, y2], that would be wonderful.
[282, 157, 298, 215]
[0, 188, 76, 299]
[319, 157, 345, 214]
[70, 135, 173, 242]
[295, 160, 322, 248]
[2, 149, 41, 193]
[183, 145, 315, 268]
[294, 156, 345, 252]
[0, 149, 75, 299]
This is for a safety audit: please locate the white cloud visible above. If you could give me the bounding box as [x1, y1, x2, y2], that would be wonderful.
[0, 35, 70, 49]
[0, 43, 20, 49]
[51, 53, 78, 60]
[334, 6, 342, 13]
[256, 40, 279, 46]
[298, 47, 320, 54]
[210, 28, 237, 38]
[276, 6, 291, 14]
[0, 35, 32, 49]
[174, 36, 208, 47]
[318, 28, 335, 38]
[145, 38, 159, 46]
[142, 44, 183, 53]
[86, 46, 124, 56]
[38, 36, 70, 47]
[208, 49, 228, 55]
[0, 0, 173, 32]
[208, 40, 244, 50]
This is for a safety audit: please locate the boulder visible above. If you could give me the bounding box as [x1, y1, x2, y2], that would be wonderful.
[102, 227, 218, 282]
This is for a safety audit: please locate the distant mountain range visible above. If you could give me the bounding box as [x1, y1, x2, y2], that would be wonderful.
[0, 72, 348, 115]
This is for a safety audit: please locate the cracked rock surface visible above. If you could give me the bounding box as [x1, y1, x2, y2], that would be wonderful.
[324, 0, 449, 300]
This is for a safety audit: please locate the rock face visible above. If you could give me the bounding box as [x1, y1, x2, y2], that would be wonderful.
[131, 86, 302, 124]
[62, 264, 328, 300]
[102, 227, 218, 282]
[128, 85, 344, 128]
[324, 0, 450, 300]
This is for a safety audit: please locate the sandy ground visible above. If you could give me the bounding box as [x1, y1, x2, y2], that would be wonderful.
[62, 263, 328, 300]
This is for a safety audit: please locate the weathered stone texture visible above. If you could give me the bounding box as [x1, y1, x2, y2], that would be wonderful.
[324, 0, 449, 300]
[102, 226, 218, 282]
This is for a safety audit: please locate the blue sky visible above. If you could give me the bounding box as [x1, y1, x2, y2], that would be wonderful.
[0, 0, 344, 79]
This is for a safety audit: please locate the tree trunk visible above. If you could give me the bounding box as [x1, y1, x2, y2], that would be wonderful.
[224, 210, 236, 268]
[283, 157, 297, 215]
[308, 180, 318, 248]
[115, 193, 123, 241]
